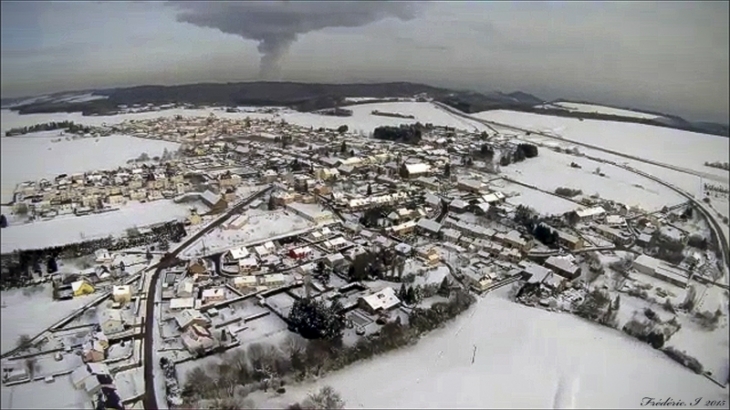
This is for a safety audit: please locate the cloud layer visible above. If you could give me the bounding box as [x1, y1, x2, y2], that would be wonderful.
[172, 1, 420, 78]
[1, 1, 728, 123]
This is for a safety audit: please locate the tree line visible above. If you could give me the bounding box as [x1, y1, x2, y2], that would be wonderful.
[5, 121, 93, 137]
[372, 124, 423, 145]
[0, 221, 185, 290]
[181, 288, 476, 408]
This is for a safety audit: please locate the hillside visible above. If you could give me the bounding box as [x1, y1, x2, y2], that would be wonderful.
[4, 81, 727, 137]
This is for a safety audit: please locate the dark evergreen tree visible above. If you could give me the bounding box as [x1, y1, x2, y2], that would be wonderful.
[288, 298, 345, 340]
[46, 257, 58, 274]
[438, 277, 451, 297]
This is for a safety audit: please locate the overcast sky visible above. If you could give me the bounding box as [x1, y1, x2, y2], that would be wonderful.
[1, 1, 728, 123]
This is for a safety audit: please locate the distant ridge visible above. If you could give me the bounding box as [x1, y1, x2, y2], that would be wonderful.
[3, 81, 727, 137]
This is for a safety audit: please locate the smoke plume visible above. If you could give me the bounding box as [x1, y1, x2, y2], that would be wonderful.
[172, 1, 421, 79]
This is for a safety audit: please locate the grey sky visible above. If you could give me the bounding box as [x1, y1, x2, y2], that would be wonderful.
[1, 1, 727, 123]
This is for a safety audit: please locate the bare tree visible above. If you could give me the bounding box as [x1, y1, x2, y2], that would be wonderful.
[16, 334, 32, 351]
[301, 386, 345, 410]
[209, 396, 257, 410]
[25, 357, 39, 378]
[680, 285, 698, 312]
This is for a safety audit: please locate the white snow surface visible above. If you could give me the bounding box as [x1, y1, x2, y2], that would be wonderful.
[1, 200, 197, 252]
[2, 102, 488, 140]
[502, 148, 685, 211]
[1, 374, 93, 409]
[473, 110, 730, 180]
[549, 102, 663, 120]
[182, 209, 314, 257]
[502, 181, 581, 216]
[254, 289, 728, 409]
[1, 132, 180, 202]
[0, 282, 96, 354]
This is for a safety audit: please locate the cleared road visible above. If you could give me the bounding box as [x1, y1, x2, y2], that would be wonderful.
[143, 185, 273, 410]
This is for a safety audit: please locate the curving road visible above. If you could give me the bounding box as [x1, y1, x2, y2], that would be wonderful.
[434, 102, 729, 185]
[142, 185, 272, 410]
[435, 103, 729, 280]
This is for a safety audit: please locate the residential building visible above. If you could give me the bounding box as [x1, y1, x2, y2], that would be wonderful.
[285, 202, 334, 224]
[176, 279, 195, 298]
[238, 257, 259, 273]
[261, 274, 286, 288]
[544, 256, 582, 280]
[457, 178, 485, 194]
[416, 218, 442, 236]
[594, 224, 631, 245]
[449, 199, 469, 213]
[174, 309, 211, 330]
[71, 280, 95, 297]
[417, 246, 441, 265]
[232, 276, 258, 291]
[520, 261, 554, 284]
[400, 163, 431, 179]
[633, 254, 691, 288]
[575, 206, 606, 221]
[181, 324, 217, 354]
[202, 287, 226, 304]
[324, 253, 346, 269]
[550, 227, 584, 250]
[358, 287, 401, 314]
[112, 285, 132, 304]
[169, 298, 196, 310]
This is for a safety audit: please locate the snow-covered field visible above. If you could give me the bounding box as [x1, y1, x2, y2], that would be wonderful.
[0, 374, 93, 409]
[1, 200, 201, 252]
[0, 283, 96, 354]
[2, 102, 488, 142]
[501, 181, 582, 216]
[474, 110, 730, 180]
[548, 102, 663, 120]
[253, 288, 728, 409]
[181, 210, 314, 258]
[1, 131, 180, 203]
[501, 148, 685, 211]
[2, 92, 108, 110]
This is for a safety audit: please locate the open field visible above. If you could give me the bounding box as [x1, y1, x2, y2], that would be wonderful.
[0, 132, 180, 203]
[546, 102, 663, 120]
[500, 147, 686, 211]
[1, 200, 202, 252]
[0, 282, 96, 354]
[474, 110, 730, 180]
[251, 287, 728, 409]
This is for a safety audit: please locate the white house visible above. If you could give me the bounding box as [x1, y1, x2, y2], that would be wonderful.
[201, 288, 226, 305]
[174, 309, 210, 330]
[112, 285, 132, 304]
[232, 276, 258, 290]
[358, 287, 401, 314]
[261, 274, 286, 288]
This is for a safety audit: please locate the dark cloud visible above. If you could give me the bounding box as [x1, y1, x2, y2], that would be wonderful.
[172, 1, 422, 78]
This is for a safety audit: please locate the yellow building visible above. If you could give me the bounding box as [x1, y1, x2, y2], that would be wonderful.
[187, 212, 202, 225]
[71, 280, 95, 297]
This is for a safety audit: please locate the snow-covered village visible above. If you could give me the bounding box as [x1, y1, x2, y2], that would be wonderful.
[1, 94, 728, 409]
